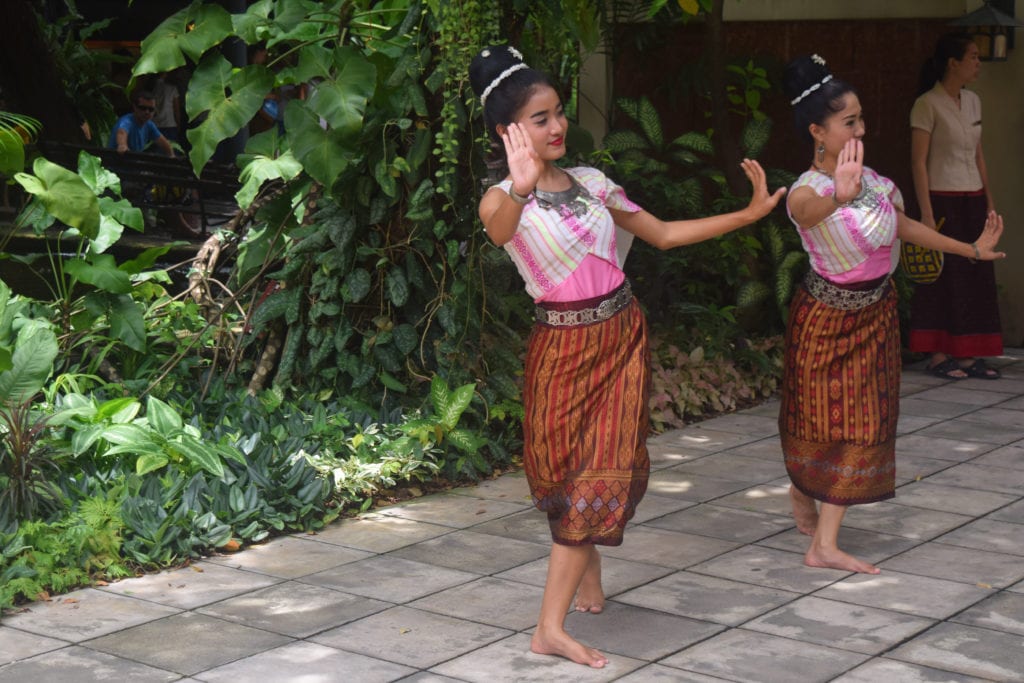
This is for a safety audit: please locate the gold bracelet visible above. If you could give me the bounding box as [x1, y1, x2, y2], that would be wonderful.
[508, 186, 533, 205]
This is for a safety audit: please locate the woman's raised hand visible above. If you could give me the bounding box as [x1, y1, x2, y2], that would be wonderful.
[740, 159, 786, 219]
[834, 138, 863, 203]
[974, 211, 1007, 260]
[502, 122, 542, 195]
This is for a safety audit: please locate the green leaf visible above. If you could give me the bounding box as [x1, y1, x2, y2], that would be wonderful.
[385, 267, 408, 307]
[109, 295, 147, 353]
[146, 396, 184, 435]
[741, 117, 772, 159]
[77, 151, 122, 196]
[173, 436, 225, 477]
[136, 451, 170, 476]
[64, 255, 132, 294]
[392, 324, 417, 355]
[284, 103, 353, 188]
[378, 370, 407, 393]
[99, 196, 144, 232]
[342, 268, 371, 303]
[637, 97, 663, 147]
[236, 151, 303, 209]
[671, 131, 714, 155]
[305, 47, 376, 137]
[134, 3, 233, 77]
[0, 324, 57, 405]
[14, 157, 100, 237]
[602, 130, 648, 154]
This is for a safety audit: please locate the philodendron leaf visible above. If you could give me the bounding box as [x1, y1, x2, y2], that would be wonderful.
[15, 157, 100, 238]
[134, 2, 233, 77]
[0, 322, 57, 405]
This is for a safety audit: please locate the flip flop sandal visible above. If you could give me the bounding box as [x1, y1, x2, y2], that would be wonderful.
[926, 357, 967, 380]
[963, 358, 1001, 380]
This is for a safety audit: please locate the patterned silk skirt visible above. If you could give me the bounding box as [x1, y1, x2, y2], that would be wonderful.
[523, 297, 650, 546]
[779, 280, 900, 505]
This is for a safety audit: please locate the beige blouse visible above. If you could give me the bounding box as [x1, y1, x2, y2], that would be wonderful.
[910, 83, 983, 192]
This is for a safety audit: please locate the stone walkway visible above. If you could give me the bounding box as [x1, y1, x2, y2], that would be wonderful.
[3, 353, 1024, 682]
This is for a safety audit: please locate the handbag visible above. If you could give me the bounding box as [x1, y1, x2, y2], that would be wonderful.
[900, 217, 945, 284]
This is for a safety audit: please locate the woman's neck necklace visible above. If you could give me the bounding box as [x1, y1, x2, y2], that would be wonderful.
[812, 163, 835, 178]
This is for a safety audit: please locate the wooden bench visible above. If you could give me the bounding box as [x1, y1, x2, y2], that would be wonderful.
[36, 141, 241, 237]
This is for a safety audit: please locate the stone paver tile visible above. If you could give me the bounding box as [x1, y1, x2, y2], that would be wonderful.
[718, 435, 785, 460]
[310, 512, 451, 553]
[651, 427, 762, 453]
[615, 664, 729, 682]
[958, 407, 1024, 431]
[838, 501, 972, 540]
[951, 591, 1024, 636]
[311, 605, 511, 669]
[374, 493, 527, 528]
[689, 412, 779, 437]
[972, 442, 1024, 469]
[495, 555, 674, 598]
[998, 396, 1024, 411]
[925, 463, 1024, 496]
[744, 595, 935, 655]
[469, 508, 554, 545]
[410, 577, 543, 630]
[561, 600, 724, 660]
[986, 498, 1024, 524]
[898, 414, 944, 435]
[599, 526, 738, 569]
[899, 396, 981, 419]
[688, 545, 848, 593]
[713, 480, 793, 516]
[888, 622, 1024, 681]
[659, 628, 869, 683]
[399, 674, 465, 682]
[816, 570, 992, 619]
[389, 529, 548, 575]
[646, 469, 753, 502]
[300, 555, 477, 602]
[0, 627, 67, 665]
[83, 611, 291, 676]
[0, 646, 179, 683]
[879, 543, 1024, 588]
[197, 640, 415, 683]
[742, 398, 782, 417]
[449, 471, 532, 505]
[98, 562, 279, 610]
[833, 659, 991, 682]
[628, 493, 697, 524]
[615, 570, 798, 625]
[200, 535, 371, 579]
[0, 588, 180, 642]
[758, 527, 918, 565]
[429, 632, 643, 682]
[890, 481, 1017, 517]
[897, 454, 960, 484]
[911, 385, 1018, 407]
[914, 418, 1024, 446]
[896, 435, 998, 462]
[936, 518, 1024, 557]
[196, 580, 390, 637]
[646, 443, 709, 471]
[663, 452, 786, 484]
[644, 503, 792, 543]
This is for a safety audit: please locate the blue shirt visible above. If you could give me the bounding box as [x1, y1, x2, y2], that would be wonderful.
[108, 114, 163, 152]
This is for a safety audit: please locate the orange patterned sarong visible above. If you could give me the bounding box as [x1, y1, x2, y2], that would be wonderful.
[779, 282, 900, 505]
[523, 298, 650, 546]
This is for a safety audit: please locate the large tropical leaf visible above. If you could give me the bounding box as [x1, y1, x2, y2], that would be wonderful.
[284, 104, 354, 189]
[63, 254, 132, 294]
[0, 323, 58, 405]
[186, 55, 275, 173]
[14, 157, 100, 237]
[133, 2, 233, 77]
[235, 151, 303, 209]
[304, 47, 377, 139]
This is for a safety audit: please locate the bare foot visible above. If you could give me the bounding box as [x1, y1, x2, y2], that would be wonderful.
[805, 546, 879, 574]
[574, 552, 604, 613]
[531, 627, 608, 668]
[789, 485, 819, 536]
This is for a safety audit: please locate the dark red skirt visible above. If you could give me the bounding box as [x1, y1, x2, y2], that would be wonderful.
[523, 298, 650, 546]
[779, 282, 900, 505]
[908, 191, 1002, 357]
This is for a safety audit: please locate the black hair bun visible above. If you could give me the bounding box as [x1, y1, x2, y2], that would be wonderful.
[469, 45, 526, 99]
[783, 54, 833, 104]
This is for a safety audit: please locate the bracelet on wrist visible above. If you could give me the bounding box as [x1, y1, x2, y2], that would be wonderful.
[832, 193, 852, 208]
[508, 186, 533, 205]
[969, 242, 980, 262]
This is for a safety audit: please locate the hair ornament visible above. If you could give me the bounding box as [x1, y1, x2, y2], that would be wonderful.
[811, 54, 826, 66]
[480, 63, 529, 107]
[790, 74, 833, 105]
[508, 46, 523, 61]
[481, 49, 491, 58]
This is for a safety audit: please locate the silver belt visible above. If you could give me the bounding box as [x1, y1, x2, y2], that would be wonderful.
[804, 270, 889, 310]
[535, 281, 632, 327]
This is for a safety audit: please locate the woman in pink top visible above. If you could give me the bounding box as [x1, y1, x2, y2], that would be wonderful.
[469, 45, 784, 669]
[909, 34, 1003, 380]
[780, 54, 1005, 575]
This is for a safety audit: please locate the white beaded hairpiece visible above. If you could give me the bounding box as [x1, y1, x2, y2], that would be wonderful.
[479, 47, 528, 108]
[791, 54, 832, 106]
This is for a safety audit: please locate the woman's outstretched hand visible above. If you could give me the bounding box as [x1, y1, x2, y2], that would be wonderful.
[834, 138, 863, 203]
[502, 122, 542, 196]
[974, 211, 1007, 260]
[741, 158, 786, 219]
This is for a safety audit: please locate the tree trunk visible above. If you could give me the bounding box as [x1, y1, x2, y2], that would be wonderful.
[705, 0, 746, 195]
[0, 0, 84, 142]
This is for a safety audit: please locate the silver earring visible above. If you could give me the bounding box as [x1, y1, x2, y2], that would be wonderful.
[816, 143, 825, 162]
